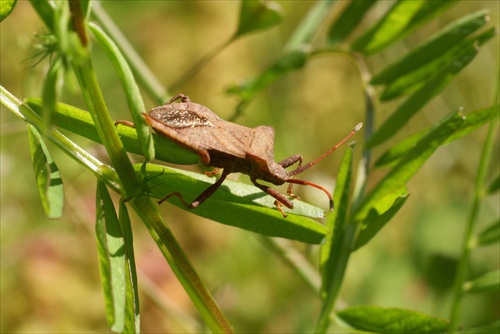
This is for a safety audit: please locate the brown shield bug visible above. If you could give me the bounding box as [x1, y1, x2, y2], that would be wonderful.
[118, 94, 361, 217]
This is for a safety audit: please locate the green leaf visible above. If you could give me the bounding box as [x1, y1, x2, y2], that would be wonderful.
[357, 111, 465, 220]
[27, 124, 64, 219]
[375, 105, 500, 168]
[96, 181, 127, 332]
[25, 98, 198, 165]
[327, 0, 378, 46]
[320, 144, 354, 291]
[227, 48, 309, 101]
[464, 270, 500, 293]
[487, 173, 500, 194]
[29, 0, 56, 32]
[89, 23, 155, 162]
[352, 0, 458, 55]
[235, 0, 283, 38]
[0, 0, 16, 22]
[377, 27, 496, 101]
[337, 305, 449, 333]
[119, 202, 140, 333]
[142, 164, 327, 244]
[477, 219, 500, 246]
[371, 10, 490, 86]
[353, 189, 408, 251]
[367, 45, 479, 148]
[463, 320, 500, 333]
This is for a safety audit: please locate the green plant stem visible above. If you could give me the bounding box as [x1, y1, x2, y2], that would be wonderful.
[448, 110, 499, 330]
[285, 0, 336, 51]
[0, 85, 120, 192]
[91, 1, 168, 105]
[315, 223, 357, 332]
[130, 197, 233, 333]
[169, 37, 234, 92]
[72, 56, 141, 198]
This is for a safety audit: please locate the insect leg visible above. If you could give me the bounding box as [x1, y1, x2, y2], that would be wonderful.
[165, 94, 190, 105]
[251, 178, 294, 218]
[159, 170, 229, 209]
[278, 154, 304, 199]
[114, 120, 136, 127]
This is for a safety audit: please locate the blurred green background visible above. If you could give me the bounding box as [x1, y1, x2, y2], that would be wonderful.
[1, 1, 498, 332]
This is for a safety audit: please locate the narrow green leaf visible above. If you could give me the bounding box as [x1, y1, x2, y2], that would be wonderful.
[338, 306, 449, 333]
[378, 27, 496, 101]
[119, 201, 140, 333]
[235, 0, 283, 38]
[0, 0, 16, 21]
[463, 320, 500, 333]
[353, 190, 408, 251]
[352, 0, 458, 55]
[29, 0, 56, 32]
[89, 23, 154, 162]
[367, 46, 478, 148]
[142, 164, 327, 244]
[487, 173, 500, 194]
[371, 10, 490, 85]
[96, 181, 126, 332]
[357, 111, 465, 220]
[320, 144, 354, 290]
[477, 219, 500, 246]
[226, 48, 309, 101]
[464, 270, 500, 293]
[25, 98, 198, 165]
[327, 0, 378, 46]
[375, 105, 500, 168]
[42, 57, 62, 135]
[27, 124, 64, 219]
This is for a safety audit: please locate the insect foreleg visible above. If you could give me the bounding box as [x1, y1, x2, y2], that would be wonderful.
[159, 170, 229, 209]
[165, 94, 190, 105]
[278, 154, 304, 198]
[251, 178, 294, 218]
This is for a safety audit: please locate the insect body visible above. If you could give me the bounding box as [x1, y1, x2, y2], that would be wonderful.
[127, 94, 361, 217]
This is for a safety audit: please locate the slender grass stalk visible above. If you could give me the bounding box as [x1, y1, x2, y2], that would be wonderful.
[448, 75, 499, 332]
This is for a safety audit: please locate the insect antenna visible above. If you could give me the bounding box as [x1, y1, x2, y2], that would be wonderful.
[288, 123, 362, 176]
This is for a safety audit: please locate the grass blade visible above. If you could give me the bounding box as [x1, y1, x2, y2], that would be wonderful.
[96, 181, 127, 332]
[338, 306, 449, 333]
[27, 124, 64, 218]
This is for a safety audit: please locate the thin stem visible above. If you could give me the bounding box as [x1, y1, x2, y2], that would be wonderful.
[169, 36, 234, 93]
[92, 2, 168, 105]
[448, 73, 499, 331]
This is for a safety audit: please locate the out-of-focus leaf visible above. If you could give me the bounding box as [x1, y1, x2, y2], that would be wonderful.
[227, 48, 310, 101]
[25, 98, 198, 165]
[352, 0, 458, 55]
[142, 164, 327, 244]
[371, 10, 490, 86]
[234, 0, 283, 38]
[353, 190, 408, 251]
[327, 0, 378, 46]
[356, 111, 465, 220]
[367, 45, 479, 148]
[338, 305, 449, 333]
[375, 105, 500, 168]
[320, 144, 354, 292]
[378, 27, 496, 101]
[29, 0, 56, 31]
[477, 219, 500, 246]
[119, 202, 140, 333]
[96, 181, 126, 332]
[487, 173, 500, 194]
[27, 124, 64, 219]
[463, 320, 500, 333]
[464, 270, 500, 293]
[0, 0, 16, 21]
[89, 23, 154, 161]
